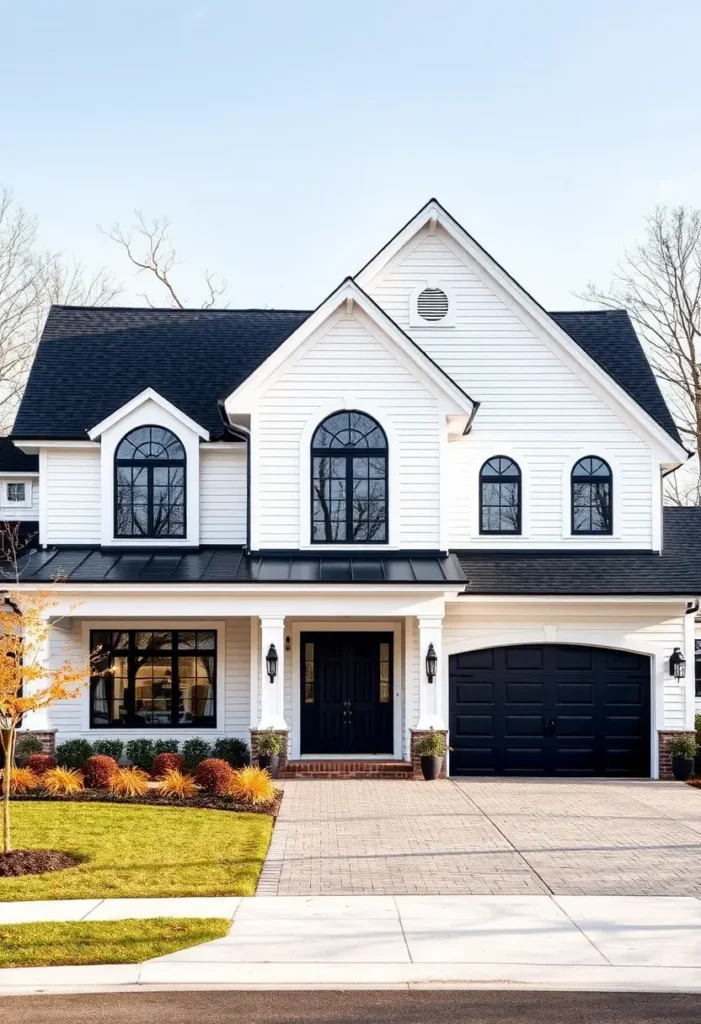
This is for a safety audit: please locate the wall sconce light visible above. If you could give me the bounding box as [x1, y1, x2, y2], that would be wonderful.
[669, 647, 686, 679]
[266, 643, 278, 684]
[425, 642, 438, 684]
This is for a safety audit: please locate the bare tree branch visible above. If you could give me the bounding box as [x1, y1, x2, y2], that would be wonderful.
[578, 205, 701, 504]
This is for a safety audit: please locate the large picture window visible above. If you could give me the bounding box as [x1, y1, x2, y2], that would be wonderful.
[311, 411, 388, 544]
[115, 426, 186, 538]
[480, 456, 521, 534]
[571, 456, 612, 534]
[90, 629, 216, 728]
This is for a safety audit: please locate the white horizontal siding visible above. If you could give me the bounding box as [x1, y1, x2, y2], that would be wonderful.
[45, 448, 101, 545]
[369, 229, 655, 549]
[256, 312, 441, 549]
[199, 447, 247, 544]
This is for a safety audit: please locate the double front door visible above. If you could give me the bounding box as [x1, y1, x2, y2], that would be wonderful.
[300, 632, 394, 755]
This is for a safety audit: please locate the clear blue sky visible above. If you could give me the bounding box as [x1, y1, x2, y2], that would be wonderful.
[4, 0, 701, 310]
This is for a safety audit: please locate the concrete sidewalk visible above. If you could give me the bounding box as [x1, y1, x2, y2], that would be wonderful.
[0, 894, 700, 994]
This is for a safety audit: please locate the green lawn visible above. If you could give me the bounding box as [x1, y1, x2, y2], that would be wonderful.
[0, 917, 231, 968]
[0, 802, 272, 901]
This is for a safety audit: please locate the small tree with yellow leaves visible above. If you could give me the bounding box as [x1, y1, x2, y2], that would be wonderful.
[0, 528, 90, 854]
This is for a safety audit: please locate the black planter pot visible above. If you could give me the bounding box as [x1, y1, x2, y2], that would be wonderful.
[258, 754, 280, 778]
[671, 755, 694, 782]
[420, 755, 443, 781]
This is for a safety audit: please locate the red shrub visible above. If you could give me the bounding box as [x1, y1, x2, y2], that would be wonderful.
[82, 754, 119, 789]
[194, 758, 234, 794]
[25, 754, 57, 775]
[152, 752, 186, 778]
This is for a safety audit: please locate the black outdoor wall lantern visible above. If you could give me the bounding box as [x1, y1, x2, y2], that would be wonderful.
[425, 642, 438, 683]
[266, 643, 279, 683]
[669, 647, 686, 679]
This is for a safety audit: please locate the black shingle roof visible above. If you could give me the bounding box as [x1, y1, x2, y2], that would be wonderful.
[456, 507, 701, 595]
[13, 548, 466, 585]
[10, 304, 682, 445]
[0, 437, 38, 473]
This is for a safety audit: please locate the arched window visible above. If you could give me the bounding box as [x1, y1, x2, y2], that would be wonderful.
[311, 411, 387, 543]
[115, 426, 186, 538]
[480, 456, 521, 534]
[571, 456, 612, 534]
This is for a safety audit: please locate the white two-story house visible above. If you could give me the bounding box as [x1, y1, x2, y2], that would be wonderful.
[6, 199, 700, 779]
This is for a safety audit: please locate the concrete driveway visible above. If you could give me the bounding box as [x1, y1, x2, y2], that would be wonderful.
[258, 778, 701, 897]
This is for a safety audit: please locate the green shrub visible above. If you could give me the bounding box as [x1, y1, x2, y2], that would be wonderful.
[414, 729, 448, 757]
[91, 739, 124, 761]
[182, 738, 212, 771]
[15, 735, 43, 762]
[669, 734, 697, 760]
[255, 730, 281, 757]
[125, 739, 155, 771]
[695, 713, 701, 745]
[213, 737, 250, 769]
[154, 739, 180, 756]
[56, 739, 93, 770]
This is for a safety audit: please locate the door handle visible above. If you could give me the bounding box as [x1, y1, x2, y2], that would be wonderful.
[543, 717, 557, 736]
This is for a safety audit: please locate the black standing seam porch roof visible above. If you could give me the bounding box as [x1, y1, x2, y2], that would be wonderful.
[13, 547, 467, 585]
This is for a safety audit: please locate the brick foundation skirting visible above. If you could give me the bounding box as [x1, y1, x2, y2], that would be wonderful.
[410, 729, 448, 779]
[658, 730, 696, 780]
[17, 730, 57, 755]
[250, 729, 289, 774]
[283, 759, 413, 779]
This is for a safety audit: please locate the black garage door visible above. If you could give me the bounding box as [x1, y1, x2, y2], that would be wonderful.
[449, 644, 650, 777]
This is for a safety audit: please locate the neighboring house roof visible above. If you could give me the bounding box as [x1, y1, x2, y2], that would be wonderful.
[13, 548, 467, 585]
[456, 507, 701, 596]
[0, 436, 38, 472]
[550, 311, 681, 446]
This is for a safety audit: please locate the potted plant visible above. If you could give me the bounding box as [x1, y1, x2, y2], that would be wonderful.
[669, 734, 697, 782]
[256, 730, 282, 777]
[414, 730, 447, 781]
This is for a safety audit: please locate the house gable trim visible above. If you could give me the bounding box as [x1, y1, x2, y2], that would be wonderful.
[88, 388, 209, 442]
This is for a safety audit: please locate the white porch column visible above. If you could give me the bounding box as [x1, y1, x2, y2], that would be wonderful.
[684, 605, 696, 731]
[416, 615, 446, 730]
[258, 616, 288, 730]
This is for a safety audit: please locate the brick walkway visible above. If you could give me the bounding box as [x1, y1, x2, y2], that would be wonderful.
[257, 778, 701, 896]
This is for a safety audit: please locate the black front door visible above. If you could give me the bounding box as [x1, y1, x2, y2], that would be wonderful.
[300, 632, 393, 755]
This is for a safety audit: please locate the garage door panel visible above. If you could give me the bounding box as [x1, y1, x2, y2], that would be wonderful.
[449, 644, 650, 778]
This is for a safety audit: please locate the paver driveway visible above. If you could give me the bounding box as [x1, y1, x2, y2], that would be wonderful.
[258, 778, 701, 896]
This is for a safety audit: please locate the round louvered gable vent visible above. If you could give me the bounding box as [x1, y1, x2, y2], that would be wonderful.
[417, 287, 449, 322]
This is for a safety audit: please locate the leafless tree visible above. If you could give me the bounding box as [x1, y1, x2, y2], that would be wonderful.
[102, 211, 228, 309]
[580, 205, 701, 504]
[0, 188, 118, 432]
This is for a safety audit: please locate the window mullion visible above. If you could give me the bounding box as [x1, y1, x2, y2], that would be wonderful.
[172, 630, 179, 728]
[346, 454, 353, 543]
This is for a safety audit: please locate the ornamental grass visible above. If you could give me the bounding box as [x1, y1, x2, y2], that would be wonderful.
[158, 769, 200, 800]
[5, 768, 40, 794]
[41, 766, 85, 796]
[227, 765, 276, 806]
[107, 767, 150, 798]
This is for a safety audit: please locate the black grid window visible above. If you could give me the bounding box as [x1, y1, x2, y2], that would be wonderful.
[572, 456, 612, 534]
[311, 411, 387, 544]
[115, 426, 186, 538]
[480, 457, 521, 534]
[695, 640, 701, 697]
[90, 629, 216, 728]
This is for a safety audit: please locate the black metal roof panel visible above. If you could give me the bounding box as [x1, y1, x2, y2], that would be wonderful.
[0, 437, 38, 473]
[456, 507, 701, 595]
[12, 304, 681, 447]
[13, 548, 467, 585]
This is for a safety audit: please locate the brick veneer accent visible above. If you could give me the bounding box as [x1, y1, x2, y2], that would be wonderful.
[17, 730, 57, 755]
[250, 729, 288, 774]
[283, 759, 413, 779]
[410, 729, 448, 779]
[658, 730, 696, 780]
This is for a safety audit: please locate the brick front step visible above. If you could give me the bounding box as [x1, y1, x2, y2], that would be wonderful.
[282, 759, 414, 779]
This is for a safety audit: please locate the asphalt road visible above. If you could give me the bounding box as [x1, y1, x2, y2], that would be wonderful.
[0, 991, 700, 1024]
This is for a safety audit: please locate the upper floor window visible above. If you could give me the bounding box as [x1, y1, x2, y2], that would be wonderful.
[6, 482, 26, 504]
[311, 411, 387, 544]
[480, 456, 521, 534]
[115, 426, 186, 538]
[571, 456, 612, 535]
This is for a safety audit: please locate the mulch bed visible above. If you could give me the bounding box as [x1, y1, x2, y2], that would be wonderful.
[0, 849, 80, 877]
[11, 789, 282, 816]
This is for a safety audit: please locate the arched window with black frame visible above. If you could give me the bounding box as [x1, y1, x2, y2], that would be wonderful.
[571, 456, 612, 534]
[311, 411, 387, 543]
[115, 426, 186, 538]
[480, 456, 521, 534]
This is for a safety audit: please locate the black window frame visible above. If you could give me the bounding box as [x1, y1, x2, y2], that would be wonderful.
[89, 629, 217, 729]
[571, 456, 613, 536]
[479, 456, 522, 535]
[114, 425, 186, 539]
[695, 640, 701, 698]
[310, 410, 388, 545]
